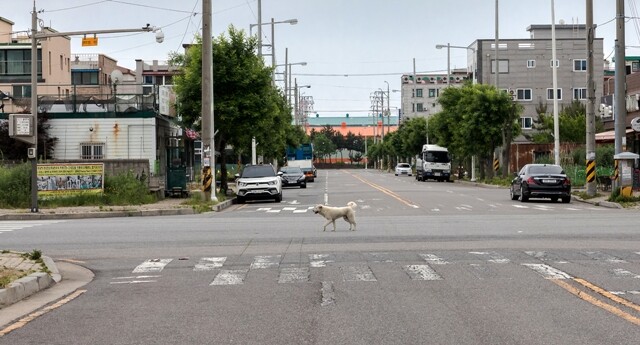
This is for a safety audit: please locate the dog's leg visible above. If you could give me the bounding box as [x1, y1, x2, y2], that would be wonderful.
[332, 219, 337, 231]
[323, 219, 332, 232]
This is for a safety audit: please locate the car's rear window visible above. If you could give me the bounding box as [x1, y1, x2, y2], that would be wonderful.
[528, 165, 563, 174]
[281, 167, 302, 174]
[241, 166, 276, 178]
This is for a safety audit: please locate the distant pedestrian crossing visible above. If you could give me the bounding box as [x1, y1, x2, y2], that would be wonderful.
[0, 220, 64, 234]
[110, 250, 640, 290]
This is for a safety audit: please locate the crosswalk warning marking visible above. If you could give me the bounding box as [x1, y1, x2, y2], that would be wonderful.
[341, 265, 377, 282]
[210, 269, 247, 285]
[132, 259, 173, 273]
[194, 257, 226, 271]
[404, 265, 442, 281]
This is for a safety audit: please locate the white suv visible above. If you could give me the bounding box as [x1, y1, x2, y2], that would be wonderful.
[235, 164, 283, 204]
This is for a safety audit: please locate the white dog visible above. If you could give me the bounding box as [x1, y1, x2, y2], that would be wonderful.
[312, 201, 357, 232]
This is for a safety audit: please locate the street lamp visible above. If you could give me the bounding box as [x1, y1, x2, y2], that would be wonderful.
[250, 18, 298, 60]
[27, 2, 159, 212]
[277, 60, 307, 105]
[436, 43, 478, 181]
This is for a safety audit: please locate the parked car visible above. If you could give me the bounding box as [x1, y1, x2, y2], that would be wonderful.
[279, 166, 307, 188]
[235, 164, 283, 204]
[510, 164, 571, 203]
[395, 163, 412, 176]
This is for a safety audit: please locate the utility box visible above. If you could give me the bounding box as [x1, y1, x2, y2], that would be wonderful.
[8, 114, 36, 145]
[613, 152, 639, 197]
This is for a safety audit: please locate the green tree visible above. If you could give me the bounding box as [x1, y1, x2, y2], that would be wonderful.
[527, 100, 603, 144]
[170, 26, 295, 194]
[434, 83, 521, 178]
[0, 111, 57, 161]
[313, 133, 336, 163]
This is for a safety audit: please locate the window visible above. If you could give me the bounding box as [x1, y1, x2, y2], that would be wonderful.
[0, 49, 42, 80]
[520, 117, 533, 129]
[573, 88, 587, 100]
[72, 71, 99, 85]
[416, 103, 424, 112]
[527, 60, 536, 68]
[573, 59, 587, 71]
[12, 85, 31, 98]
[547, 88, 562, 100]
[428, 88, 438, 98]
[491, 59, 509, 74]
[516, 89, 532, 101]
[80, 143, 104, 160]
[415, 89, 423, 97]
[549, 59, 560, 68]
[143, 75, 153, 84]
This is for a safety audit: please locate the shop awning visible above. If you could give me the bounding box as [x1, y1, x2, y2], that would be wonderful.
[595, 129, 634, 142]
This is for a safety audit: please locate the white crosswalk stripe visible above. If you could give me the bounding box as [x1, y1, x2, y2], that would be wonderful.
[0, 220, 64, 234]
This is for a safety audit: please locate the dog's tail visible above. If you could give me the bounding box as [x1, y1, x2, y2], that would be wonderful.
[347, 201, 357, 209]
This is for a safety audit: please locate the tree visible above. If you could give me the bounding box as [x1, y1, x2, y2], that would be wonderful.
[526, 100, 603, 144]
[313, 133, 336, 163]
[433, 83, 521, 178]
[170, 26, 295, 194]
[0, 111, 57, 161]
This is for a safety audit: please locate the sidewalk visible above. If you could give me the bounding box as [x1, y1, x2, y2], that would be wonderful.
[0, 196, 236, 221]
[0, 252, 60, 309]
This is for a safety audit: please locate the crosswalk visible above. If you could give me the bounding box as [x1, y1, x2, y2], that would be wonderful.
[0, 220, 64, 234]
[239, 203, 604, 214]
[109, 250, 640, 289]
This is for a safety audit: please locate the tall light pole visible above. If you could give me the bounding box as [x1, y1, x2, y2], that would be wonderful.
[384, 81, 390, 140]
[27, 2, 159, 212]
[293, 79, 310, 126]
[281, 61, 307, 106]
[436, 43, 478, 181]
[551, 0, 560, 165]
[250, 17, 297, 74]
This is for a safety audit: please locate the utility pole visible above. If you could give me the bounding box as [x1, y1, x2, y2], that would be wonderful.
[585, 0, 597, 196]
[551, 0, 560, 165]
[202, 0, 217, 201]
[614, 0, 627, 156]
[257, 0, 262, 57]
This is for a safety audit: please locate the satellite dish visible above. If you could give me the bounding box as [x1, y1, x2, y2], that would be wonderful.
[110, 70, 124, 84]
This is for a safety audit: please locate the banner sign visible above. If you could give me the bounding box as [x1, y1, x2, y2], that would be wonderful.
[37, 163, 104, 197]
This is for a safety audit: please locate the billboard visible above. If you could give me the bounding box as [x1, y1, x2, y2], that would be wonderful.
[37, 163, 104, 197]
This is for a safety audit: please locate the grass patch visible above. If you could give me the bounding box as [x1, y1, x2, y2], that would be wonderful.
[0, 267, 27, 288]
[572, 191, 602, 200]
[182, 192, 227, 213]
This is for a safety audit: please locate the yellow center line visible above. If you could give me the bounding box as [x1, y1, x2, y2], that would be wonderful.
[0, 289, 86, 337]
[573, 278, 640, 313]
[551, 279, 640, 326]
[344, 170, 419, 208]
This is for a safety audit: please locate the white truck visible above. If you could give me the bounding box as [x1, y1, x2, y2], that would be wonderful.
[415, 144, 452, 182]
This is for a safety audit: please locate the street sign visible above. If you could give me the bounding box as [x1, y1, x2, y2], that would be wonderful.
[8, 114, 36, 144]
[82, 37, 98, 46]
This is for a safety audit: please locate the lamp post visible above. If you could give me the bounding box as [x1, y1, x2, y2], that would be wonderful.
[27, 2, 159, 212]
[250, 18, 297, 80]
[276, 59, 306, 106]
[293, 79, 311, 126]
[436, 43, 478, 181]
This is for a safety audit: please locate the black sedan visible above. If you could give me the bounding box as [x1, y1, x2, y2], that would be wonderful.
[510, 164, 571, 203]
[279, 166, 307, 188]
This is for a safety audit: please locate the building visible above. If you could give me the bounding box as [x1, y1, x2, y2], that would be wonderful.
[0, 17, 183, 193]
[399, 69, 470, 122]
[472, 24, 604, 142]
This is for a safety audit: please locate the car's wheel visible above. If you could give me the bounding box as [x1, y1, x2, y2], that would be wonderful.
[301, 184, 306, 189]
[395, 173, 398, 176]
[561, 196, 571, 203]
[520, 186, 529, 202]
[510, 188, 518, 200]
[550, 196, 559, 203]
[275, 192, 282, 203]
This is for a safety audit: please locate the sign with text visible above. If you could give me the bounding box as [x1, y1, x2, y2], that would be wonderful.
[82, 37, 98, 46]
[37, 163, 104, 198]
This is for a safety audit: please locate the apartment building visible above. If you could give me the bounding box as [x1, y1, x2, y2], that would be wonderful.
[399, 69, 470, 122]
[0, 16, 72, 113]
[472, 24, 604, 142]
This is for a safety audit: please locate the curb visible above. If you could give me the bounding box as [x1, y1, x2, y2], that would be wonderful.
[0, 207, 197, 221]
[0, 255, 58, 309]
[571, 196, 623, 209]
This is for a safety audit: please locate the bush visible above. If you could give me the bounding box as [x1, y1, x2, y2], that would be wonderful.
[103, 170, 156, 205]
[0, 164, 31, 208]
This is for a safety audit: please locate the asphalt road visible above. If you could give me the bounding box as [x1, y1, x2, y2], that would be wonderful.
[2, 169, 640, 344]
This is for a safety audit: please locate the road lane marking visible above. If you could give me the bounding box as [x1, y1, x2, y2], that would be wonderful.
[194, 257, 226, 271]
[250, 255, 281, 269]
[419, 253, 449, 265]
[132, 259, 173, 273]
[278, 267, 310, 283]
[469, 251, 510, 263]
[404, 264, 442, 280]
[210, 269, 247, 285]
[344, 171, 419, 208]
[522, 264, 572, 279]
[309, 254, 334, 268]
[584, 251, 627, 263]
[552, 279, 640, 326]
[611, 268, 640, 278]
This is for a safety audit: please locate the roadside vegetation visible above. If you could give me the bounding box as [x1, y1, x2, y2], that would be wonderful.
[0, 249, 47, 289]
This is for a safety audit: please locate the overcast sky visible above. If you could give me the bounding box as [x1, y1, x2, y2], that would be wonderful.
[3, 1, 629, 117]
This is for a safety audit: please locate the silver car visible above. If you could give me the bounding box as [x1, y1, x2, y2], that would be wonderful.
[395, 163, 412, 176]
